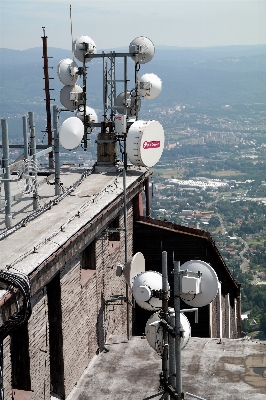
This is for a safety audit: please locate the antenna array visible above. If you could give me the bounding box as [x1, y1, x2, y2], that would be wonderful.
[118, 251, 218, 399]
[56, 33, 164, 168]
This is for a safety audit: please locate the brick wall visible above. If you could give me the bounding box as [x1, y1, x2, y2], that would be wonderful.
[211, 296, 218, 338]
[61, 205, 133, 397]
[28, 289, 50, 399]
[3, 336, 12, 399]
[2, 201, 134, 399]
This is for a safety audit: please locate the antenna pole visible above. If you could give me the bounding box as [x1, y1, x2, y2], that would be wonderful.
[161, 251, 170, 400]
[173, 260, 183, 397]
[41, 27, 54, 169]
[123, 142, 130, 340]
[1, 119, 12, 228]
[82, 53, 88, 151]
[28, 112, 38, 210]
[135, 62, 140, 120]
[53, 105, 61, 196]
[22, 116, 30, 192]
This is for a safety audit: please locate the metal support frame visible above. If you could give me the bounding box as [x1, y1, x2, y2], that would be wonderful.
[82, 51, 139, 136]
[1, 119, 12, 228]
[0, 341, 3, 400]
[146, 252, 206, 400]
[53, 105, 61, 196]
[28, 112, 38, 210]
[41, 27, 54, 168]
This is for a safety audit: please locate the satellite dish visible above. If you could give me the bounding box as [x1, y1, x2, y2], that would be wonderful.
[145, 309, 191, 354]
[132, 271, 169, 311]
[76, 106, 98, 127]
[138, 73, 162, 100]
[60, 84, 83, 111]
[126, 120, 164, 167]
[74, 35, 97, 63]
[59, 117, 84, 150]
[114, 90, 141, 116]
[129, 36, 155, 64]
[180, 260, 219, 307]
[122, 252, 145, 288]
[57, 58, 79, 86]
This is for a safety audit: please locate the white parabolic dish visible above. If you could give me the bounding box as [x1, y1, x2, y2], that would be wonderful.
[76, 106, 98, 123]
[180, 260, 219, 307]
[60, 84, 83, 111]
[138, 73, 162, 100]
[59, 117, 84, 150]
[57, 58, 79, 86]
[145, 309, 191, 354]
[74, 35, 97, 63]
[132, 270, 169, 311]
[129, 36, 155, 64]
[126, 120, 164, 167]
[123, 252, 146, 288]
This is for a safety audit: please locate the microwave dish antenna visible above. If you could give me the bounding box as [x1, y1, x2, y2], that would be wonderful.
[74, 35, 97, 62]
[118, 252, 146, 288]
[114, 90, 141, 117]
[57, 58, 79, 86]
[126, 120, 164, 167]
[60, 84, 83, 111]
[145, 308, 191, 355]
[129, 36, 155, 64]
[59, 117, 84, 150]
[132, 270, 169, 311]
[138, 73, 162, 100]
[180, 260, 219, 307]
[76, 106, 98, 124]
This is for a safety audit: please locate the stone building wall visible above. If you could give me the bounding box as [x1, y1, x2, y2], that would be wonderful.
[2, 202, 134, 399]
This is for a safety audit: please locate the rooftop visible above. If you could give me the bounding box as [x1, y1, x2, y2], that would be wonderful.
[66, 336, 266, 400]
[0, 165, 148, 278]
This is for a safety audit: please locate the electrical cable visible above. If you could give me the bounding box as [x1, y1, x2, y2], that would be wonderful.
[0, 270, 32, 341]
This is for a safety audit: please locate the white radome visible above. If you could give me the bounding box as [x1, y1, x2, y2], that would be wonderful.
[59, 117, 84, 150]
[145, 309, 191, 355]
[57, 58, 79, 86]
[138, 73, 162, 100]
[126, 120, 164, 167]
[180, 260, 219, 307]
[74, 35, 97, 63]
[60, 84, 83, 111]
[114, 91, 141, 117]
[132, 271, 169, 311]
[129, 36, 155, 64]
[76, 106, 98, 123]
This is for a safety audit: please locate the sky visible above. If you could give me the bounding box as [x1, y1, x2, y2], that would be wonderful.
[0, 0, 265, 51]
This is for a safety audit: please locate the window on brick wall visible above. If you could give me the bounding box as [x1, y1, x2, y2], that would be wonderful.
[81, 240, 96, 270]
[10, 322, 31, 391]
[80, 240, 96, 286]
[108, 216, 120, 242]
[47, 274, 65, 399]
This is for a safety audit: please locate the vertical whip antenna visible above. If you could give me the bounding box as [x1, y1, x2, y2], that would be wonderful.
[70, 4, 78, 108]
[70, 4, 74, 62]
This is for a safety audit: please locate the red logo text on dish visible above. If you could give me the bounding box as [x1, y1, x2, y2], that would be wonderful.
[143, 141, 160, 149]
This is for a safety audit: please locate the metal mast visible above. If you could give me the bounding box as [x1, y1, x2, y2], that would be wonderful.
[41, 27, 54, 169]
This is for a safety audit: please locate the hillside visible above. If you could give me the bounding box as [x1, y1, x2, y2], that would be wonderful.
[1, 45, 266, 114]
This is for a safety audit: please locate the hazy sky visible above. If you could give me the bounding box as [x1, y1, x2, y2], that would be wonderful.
[0, 0, 265, 51]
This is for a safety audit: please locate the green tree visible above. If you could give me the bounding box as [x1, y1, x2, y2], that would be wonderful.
[260, 313, 266, 335]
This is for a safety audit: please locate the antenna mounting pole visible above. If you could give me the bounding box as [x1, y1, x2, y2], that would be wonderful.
[41, 27, 54, 169]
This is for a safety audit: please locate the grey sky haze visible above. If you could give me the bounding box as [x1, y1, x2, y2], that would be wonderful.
[0, 0, 265, 51]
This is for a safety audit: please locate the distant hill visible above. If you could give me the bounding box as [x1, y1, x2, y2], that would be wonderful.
[0, 44, 266, 125]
